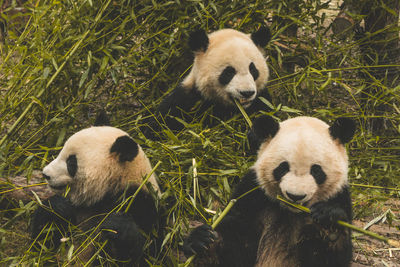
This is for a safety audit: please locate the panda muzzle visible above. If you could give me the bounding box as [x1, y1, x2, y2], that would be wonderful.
[239, 90, 255, 99]
[49, 183, 67, 191]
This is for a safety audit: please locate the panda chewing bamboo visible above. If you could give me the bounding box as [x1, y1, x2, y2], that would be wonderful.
[144, 26, 273, 138]
[31, 116, 161, 266]
[184, 115, 355, 267]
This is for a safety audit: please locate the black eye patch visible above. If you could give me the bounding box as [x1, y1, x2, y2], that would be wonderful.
[66, 155, 78, 177]
[273, 161, 290, 181]
[249, 62, 259, 80]
[219, 66, 236, 85]
[310, 164, 326, 184]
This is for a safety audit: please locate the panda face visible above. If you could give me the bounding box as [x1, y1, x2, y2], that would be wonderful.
[183, 29, 269, 107]
[254, 117, 351, 208]
[216, 60, 261, 107]
[43, 126, 159, 206]
[42, 153, 77, 191]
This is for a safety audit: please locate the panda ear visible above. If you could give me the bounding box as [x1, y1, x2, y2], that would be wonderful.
[251, 26, 271, 47]
[188, 29, 209, 52]
[94, 110, 110, 126]
[248, 115, 279, 153]
[329, 118, 356, 144]
[110, 136, 139, 162]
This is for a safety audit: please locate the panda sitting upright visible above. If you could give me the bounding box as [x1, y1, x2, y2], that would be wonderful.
[145, 26, 272, 138]
[31, 116, 161, 266]
[184, 115, 355, 267]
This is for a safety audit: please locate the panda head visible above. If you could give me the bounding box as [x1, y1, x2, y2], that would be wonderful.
[182, 27, 271, 108]
[250, 116, 355, 208]
[42, 126, 159, 206]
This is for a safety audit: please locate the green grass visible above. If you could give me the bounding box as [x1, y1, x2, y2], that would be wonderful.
[1, 0, 399, 266]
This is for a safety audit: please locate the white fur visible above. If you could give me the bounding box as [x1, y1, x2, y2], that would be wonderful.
[254, 117, 349, 207]
[43, 126, 159, 206]
[182, 29, 269, 106]
[279, 173, 318, 204]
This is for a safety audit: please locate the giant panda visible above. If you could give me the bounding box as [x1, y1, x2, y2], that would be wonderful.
[144, 26, 272, 138]
[183, 115, 355, 267]
[31, 119, 161, 266]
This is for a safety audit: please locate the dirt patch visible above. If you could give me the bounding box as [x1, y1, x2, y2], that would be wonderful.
[352, 199, 400, 267]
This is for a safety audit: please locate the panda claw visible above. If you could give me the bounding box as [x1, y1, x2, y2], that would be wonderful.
[183, 224, 216, 256]
[311, 202, 347, 227]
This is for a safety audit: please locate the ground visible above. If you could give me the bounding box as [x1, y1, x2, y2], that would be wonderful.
[352, 199, 400, 267]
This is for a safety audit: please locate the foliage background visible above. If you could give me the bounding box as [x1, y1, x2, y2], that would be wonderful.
[0, 0, 399, 265]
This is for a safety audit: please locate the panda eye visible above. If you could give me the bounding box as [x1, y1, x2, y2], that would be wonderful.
[219, 66, 236, 85]
[310, 164, 326, 184]
[249, 62, 259, 80]
[273, 161, 289, 181]
[66, 155, 78, 177]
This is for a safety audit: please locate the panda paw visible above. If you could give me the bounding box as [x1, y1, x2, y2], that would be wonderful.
[101, 213, 146, 261]
[183, 224, 217, 257]
[30, 195, 75, 248]
[310, 202, 348, 227]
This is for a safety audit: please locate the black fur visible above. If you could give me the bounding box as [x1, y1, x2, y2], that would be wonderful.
[249, 62, 259, 80]
[301, 187, 353, 266]
[142, 26, 273, 140]
[311, 201, 349, 227]
[31, 186, 160, 266]
[184, 170, 268, 265]
[184, 169, 353, 267]
[183, 224, 216, 256]
[143, 85, 272, 140]
[141, 85, 203, 139]
[251, 26, 272, 47]
[329, 117, 356, 144]
[218, 66, 236, 85]
[247, 115, 280, 153]
[66, 155, 77, 177]
[94, 110, 110, 126]
[117, 186, 159, 234]
[31, 195, 76, 249]
[189, 29, 209, 52]
[96, 186, 161, 266]
[310, 164, 327, 184]
[273, 161, 290, 181]
[101, 213, 146, 265]
[110, 135, 139, 162]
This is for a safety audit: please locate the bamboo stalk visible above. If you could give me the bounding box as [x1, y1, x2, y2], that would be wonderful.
[211, 199, 236, 229]
[182, 185, 263, 266]
[121, 161, 161, 213]
[276, 195, 400, 248]
[193, 158, 198, 208]
[0, 182, 47, 195]
[0, 0, 113, 148]
[67, 161, 162, 265]
[184, 186, 400, 267]
[183, 199, 237, 266]
[234, 99, 253, 128]
[350, 183, 400, 191]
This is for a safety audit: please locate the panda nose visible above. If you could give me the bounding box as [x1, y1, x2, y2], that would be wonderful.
[239, 90, 255, 98]
[43, 173, 51, 180]
[286, 192, 306, 202]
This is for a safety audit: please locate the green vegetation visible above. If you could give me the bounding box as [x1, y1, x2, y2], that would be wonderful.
[0, 0, 399, 265]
